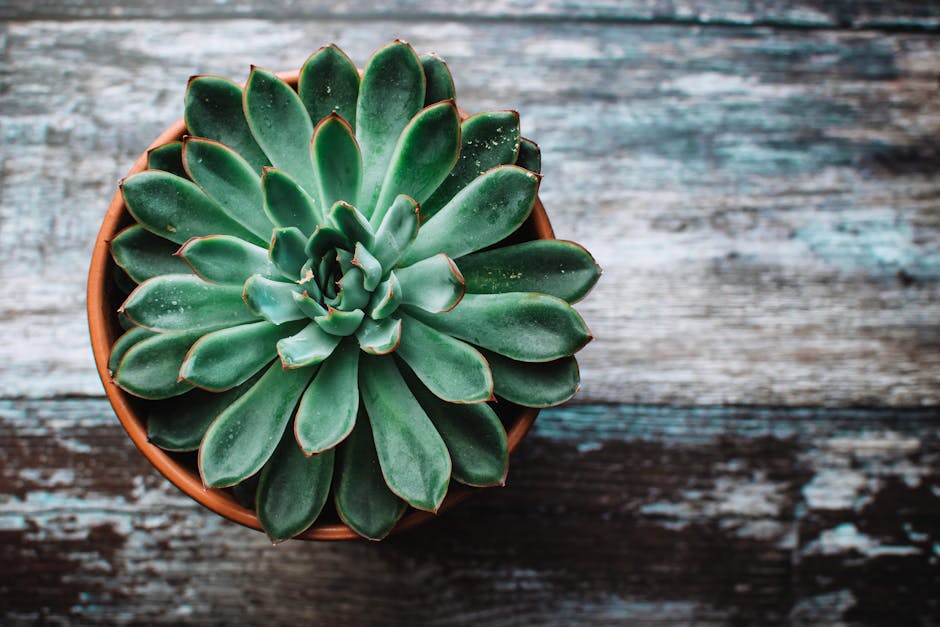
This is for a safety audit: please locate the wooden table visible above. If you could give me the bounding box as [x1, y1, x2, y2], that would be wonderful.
[2, 2, 939, 624]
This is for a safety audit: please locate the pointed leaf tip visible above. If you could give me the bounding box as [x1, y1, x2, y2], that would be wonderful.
[312, 114, 362, 209]
[185, 75, 270, 173]
[371, 99, 461, 223]
[356, 41, 425, 217]
[245, 66, 317, 193]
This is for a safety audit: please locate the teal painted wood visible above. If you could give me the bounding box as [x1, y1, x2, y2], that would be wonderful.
[1, 400, 937, 624]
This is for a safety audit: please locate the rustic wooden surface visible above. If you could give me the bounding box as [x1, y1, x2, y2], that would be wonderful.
[2, 2, 939, 624]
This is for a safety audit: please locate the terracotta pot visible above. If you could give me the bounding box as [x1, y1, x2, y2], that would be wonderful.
[87, 70, 553, 540]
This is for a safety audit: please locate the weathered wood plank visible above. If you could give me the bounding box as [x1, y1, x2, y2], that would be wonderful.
[2, 22, 940, 404]
[1, 400, 938, 624]
[2, 0, 939, 30]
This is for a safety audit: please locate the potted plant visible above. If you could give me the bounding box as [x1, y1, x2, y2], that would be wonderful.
[87, 40, 599, 541]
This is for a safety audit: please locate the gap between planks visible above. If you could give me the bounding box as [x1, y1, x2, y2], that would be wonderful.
[1, 2, 940, 33]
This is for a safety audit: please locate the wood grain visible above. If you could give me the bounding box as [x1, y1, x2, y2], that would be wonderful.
[2, 400, 938, 624]
[2, 11, 939, 625]
[2, 21, 939, 404]
[2, 0, 939, 30]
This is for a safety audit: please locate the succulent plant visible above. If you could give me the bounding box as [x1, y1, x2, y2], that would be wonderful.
[108, 40, 599, 541]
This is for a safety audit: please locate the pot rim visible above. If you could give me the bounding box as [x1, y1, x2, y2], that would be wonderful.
[86, 69, 553, 541]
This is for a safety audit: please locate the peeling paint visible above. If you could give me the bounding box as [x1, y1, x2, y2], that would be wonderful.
[802, 523, 921, 558]
[802, 469, 870, 511]
[790, 589, 857, 625]
[18, 468, 76, 487]
[825, 433, 921, 456]
[796, 212, 940, 279]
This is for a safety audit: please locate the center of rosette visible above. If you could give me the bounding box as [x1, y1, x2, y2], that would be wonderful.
[280, 201, 392, 337]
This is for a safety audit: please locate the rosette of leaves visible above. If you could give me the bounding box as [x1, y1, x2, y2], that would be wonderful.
[108, 41, 599, 541]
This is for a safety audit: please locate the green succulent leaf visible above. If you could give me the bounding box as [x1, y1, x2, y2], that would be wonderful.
[182, 137, 272, 241]
[294, 338, 360, 455]
[314, 307, 365, 337]
[406, 292, 592, 362]
[113, 330, 203, 400]
[356, 40, 426, 216]
[359, 355, 451, 512]
[122, 170, 264, 246]
[178, 235, 279, 285]
[305, 225, 350, 261]
[244, 67, 317, 193]
[334, 416, 407, 540]
[372, 195, 419, 271]
[297, 261, 322, 299]
[311, 114, 361, 210]
[482, 349, 580, 407]
[117, 309, 135, 331]
[456, 240, 600, 303]
[396, 254, 465, 313]
[257, 432, 335, 542]
[243, 275, 304, 325]
[122, 274, 258, 332]
[184, 76, 270, 173]
[328, 201, 374, 249]
[113, 266, 138, 295]
[515, 137, 541, 173]
[108, 326, 157, 374]
[231, 475, 261, 508]
[336, 244, 355, 274]
[269, 227, 308, 280]
[261, 168, 322, 234]
[396, 315, 493, 403]
[199, 361, 315, 488]
[180, 320, 305, 392]
[298, 44, 360, 130]
[401, 165, 538, 265]
[277, 322, 342, 368]
[293, 290, 327, 319]
[336, 267, 371, 311]
[368, 273, 402, 320]
[372, 101, 461, 225]
[111, 225, 192, 283]
[147, 372, 263, 451]
[356, 317, 402, 355]
[401, 364, 507, 486]
[147, 141, 188, 178]
[352, 243, 382, 291]
[421, 110, 521, 221]
[420, 53, 456, 106]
